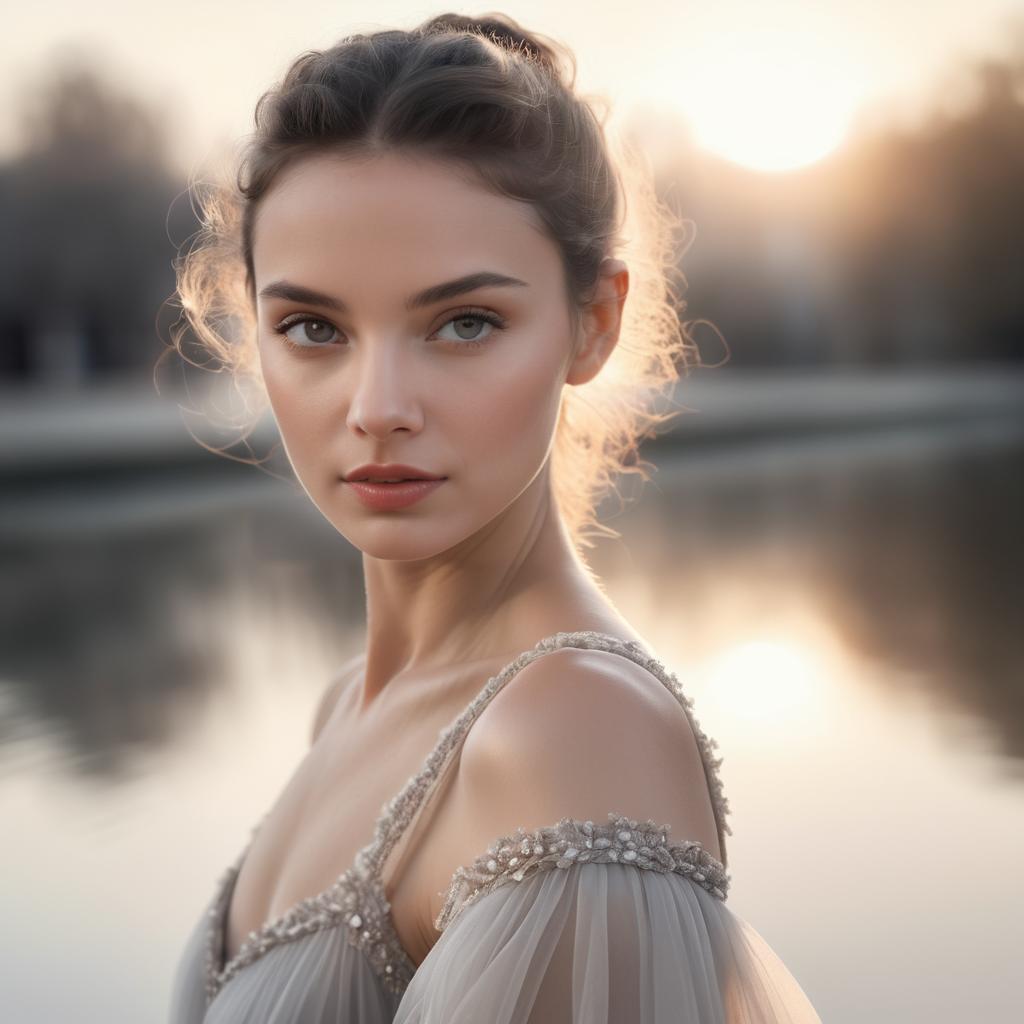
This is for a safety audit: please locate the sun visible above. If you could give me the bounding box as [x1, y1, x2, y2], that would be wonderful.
[647, 26, 864, 173]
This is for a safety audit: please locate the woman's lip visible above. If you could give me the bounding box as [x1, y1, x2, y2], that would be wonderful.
[344, 478, 446, 511]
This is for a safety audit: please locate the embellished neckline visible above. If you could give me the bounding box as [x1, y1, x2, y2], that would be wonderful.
[204, 842, 419, 1004]
[202, 629, 733, 1006]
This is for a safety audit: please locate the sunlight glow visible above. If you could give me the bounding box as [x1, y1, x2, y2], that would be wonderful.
[699, 637, 829, 727]
[654, 26, 865, 172]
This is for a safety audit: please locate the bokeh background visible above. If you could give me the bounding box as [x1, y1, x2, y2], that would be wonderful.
[2, 3, 1023, 1022]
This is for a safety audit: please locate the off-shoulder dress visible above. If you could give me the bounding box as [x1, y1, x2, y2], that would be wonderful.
[169, 630, 821, 1022]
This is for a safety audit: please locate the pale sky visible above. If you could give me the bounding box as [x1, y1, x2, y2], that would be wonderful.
[3, 1, 1021, 174]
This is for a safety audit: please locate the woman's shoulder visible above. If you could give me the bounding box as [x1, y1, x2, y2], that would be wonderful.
[463, 639, 696, 760]
[455, 639, 719, 860]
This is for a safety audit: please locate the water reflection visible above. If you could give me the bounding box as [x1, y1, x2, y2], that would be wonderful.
[626, 426, 1024, 757]
[1, 425, 1022, 1022]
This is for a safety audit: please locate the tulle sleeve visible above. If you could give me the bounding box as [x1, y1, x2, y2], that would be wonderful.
[391, 814, 821, 1024]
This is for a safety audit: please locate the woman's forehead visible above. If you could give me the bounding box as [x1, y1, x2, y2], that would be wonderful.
[252, 150, 550, 270]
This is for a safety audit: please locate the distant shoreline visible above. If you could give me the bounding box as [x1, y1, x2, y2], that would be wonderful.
[1, 363, 1023, 479]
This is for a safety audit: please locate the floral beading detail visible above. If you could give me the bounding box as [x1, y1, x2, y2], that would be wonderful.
[204, 852, 416, 1006]
[434, 812, 731, 933]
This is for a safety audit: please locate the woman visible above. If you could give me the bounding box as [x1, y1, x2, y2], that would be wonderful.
[168, 12, 822, 1022]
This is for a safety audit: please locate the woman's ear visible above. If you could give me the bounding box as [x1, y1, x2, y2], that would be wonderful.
[565, 258, 629, 386]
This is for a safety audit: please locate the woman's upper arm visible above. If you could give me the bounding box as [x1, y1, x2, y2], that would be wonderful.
[388, 649, 793, 1024]
[454, 645, 721, 860]
[404, 645, 724, 937]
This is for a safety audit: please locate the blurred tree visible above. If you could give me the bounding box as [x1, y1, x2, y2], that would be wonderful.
[0, 53, 195, 386]
[934, 51, 1024, 361]
[635, 19, 1024, 367]
[834, 29, 1024, 365]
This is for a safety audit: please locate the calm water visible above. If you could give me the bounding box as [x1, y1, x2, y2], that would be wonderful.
[1, 422, 1022, 1023]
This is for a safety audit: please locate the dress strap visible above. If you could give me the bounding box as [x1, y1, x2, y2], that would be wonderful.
[352, 630, 733, 883]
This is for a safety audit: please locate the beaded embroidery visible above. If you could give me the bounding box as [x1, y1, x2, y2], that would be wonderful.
[435, 811, 731, 932]
[204, 848, 418, 1004]
[201, 629, 733, 1006]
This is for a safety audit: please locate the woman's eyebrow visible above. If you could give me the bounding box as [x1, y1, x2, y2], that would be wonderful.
[259, 271, 528, 313]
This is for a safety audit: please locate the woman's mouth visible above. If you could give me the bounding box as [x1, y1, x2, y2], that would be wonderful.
[344, 477, 447, 511]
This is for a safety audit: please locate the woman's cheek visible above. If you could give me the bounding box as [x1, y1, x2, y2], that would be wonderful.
[476, 376, 563, 491]
[261, 353, 334, 431]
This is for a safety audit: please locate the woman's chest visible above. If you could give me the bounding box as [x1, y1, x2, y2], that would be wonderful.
[222, 670, 489, 966]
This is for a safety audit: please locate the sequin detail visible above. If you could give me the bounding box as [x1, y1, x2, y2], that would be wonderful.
[204, 848, 417, 1005]
[435, 812, 731, 932]
[201, 630, 733, 1007]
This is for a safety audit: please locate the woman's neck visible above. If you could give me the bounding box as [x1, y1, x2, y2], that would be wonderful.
[356, 480, 608, 712]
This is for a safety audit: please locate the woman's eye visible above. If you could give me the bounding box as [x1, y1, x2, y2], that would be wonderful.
[273, 310, 506, 351]
[278, 318, 339, 347]
[434, 313, 504, 346]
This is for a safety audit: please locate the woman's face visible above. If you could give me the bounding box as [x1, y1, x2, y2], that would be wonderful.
[250, 150, 581, 560]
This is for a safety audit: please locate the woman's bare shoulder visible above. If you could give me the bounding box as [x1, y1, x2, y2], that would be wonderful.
[456, 644, 715, 844]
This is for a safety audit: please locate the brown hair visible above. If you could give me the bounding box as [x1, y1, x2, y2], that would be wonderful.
[172, 11, 700, 551]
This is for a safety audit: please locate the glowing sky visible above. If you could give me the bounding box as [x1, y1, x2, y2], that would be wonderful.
[2, 0, 1019, 174]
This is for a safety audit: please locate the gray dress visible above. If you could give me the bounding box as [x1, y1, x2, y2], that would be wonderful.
[169, 630, 821, 1022]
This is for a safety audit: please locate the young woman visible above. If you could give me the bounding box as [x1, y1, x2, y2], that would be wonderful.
[168, 12, 821, 1022]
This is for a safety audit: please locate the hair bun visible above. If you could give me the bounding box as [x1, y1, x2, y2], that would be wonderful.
[421, 12, 567, 78]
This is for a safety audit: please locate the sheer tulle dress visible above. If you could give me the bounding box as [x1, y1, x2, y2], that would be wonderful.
[169, 630, 822, 1022]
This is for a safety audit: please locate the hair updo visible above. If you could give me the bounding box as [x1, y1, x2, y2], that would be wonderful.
[173, 11, 699, 552]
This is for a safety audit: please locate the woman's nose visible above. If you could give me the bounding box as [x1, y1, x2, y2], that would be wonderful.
[344, 342, 424, 439]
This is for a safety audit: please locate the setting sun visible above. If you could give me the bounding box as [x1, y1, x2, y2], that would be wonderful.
[648, 26, 865, 172]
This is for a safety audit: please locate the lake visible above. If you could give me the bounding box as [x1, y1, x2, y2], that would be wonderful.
[1, 407, 1021, 1023]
